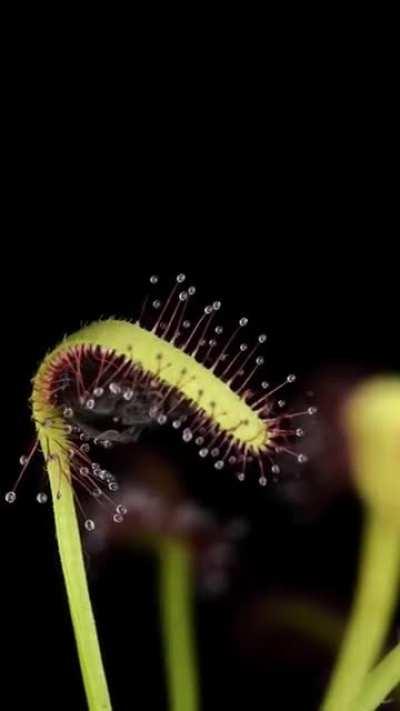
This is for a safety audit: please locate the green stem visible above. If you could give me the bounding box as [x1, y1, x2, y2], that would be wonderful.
[159, 540, 200, 711]
[352, 643, 400, 711]
[49, 461, 112, 710]
[320, 510, 400, 711]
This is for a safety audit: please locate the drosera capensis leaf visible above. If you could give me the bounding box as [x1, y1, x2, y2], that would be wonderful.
[28, 274, 312, 710]
[321, 376, 400, 711]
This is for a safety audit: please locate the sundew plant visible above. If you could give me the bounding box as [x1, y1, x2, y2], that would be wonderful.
[8, 274, 400, 711]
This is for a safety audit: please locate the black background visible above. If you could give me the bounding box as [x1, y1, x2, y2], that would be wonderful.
[4, 46, 399, 711]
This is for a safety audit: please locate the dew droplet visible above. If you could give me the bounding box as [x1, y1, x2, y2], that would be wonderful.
[5, 491, 16, 503]
[63, 407, 73, 418]
[287, 374, 296, 383]
[278, 400, 286, 408]
[214, 460, 224, 470]
[150, 275, 159, 284]
[239, 317, 248, 327]
[215, 326, 223, 335]
[172, 420, 182, 429]
[179, 291, 188, 301]
[116, 504, 128, 515]
[188, 286, 196, 296]
[182, 428, 193, 442]
[176, 273, 186, 283]
[297, 454, 308, 463]
[213, 301, 221, 311]
[195, 436, 204, 445]
[86, 399, 95, 410]
[308, 406, 318, 415]
[256, 356, 264, 365]
[240, 343, 248, 352]
[85, 519, 95, 531]
[93, 387, 104, 397]
[36, 492, 48, 504]
[80, 443, 90, 453]
[79, 467, 89, 476]
[261, 381, 269, 389]
[228, 456, 237, 464]
[123, 388, 134, 401]
[157, 414, 167, 425]
[296, 428, 305, 437]
[92, 488, 102, 498]
[113, 513, 124, 523]
[237, 472, 245, 482]
[65, 425, 73, 434]
[102, 440, 112, 449]
[271, 464, 280, 474]
[204, 305, 213, 314]
[108, 482, 119, 492]
[109, 382, 121, 395]
[211, 448, 220, 457]
[258, 334, 267, 343]
[258, 476, 267, 486]
[19, 455, 28, 466]
[183, 320, 191, 328]
[199, 448, 209, 458]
